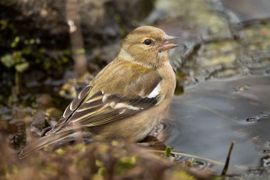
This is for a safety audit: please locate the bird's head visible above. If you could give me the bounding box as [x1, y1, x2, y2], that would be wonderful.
[119, 26, 178, 68]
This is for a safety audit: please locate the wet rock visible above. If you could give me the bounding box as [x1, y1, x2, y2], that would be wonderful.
[31, 111, 51, 137]
[221, 0, 270, 22]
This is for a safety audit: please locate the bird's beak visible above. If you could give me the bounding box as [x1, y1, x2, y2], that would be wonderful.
[158, 34, 178, 52]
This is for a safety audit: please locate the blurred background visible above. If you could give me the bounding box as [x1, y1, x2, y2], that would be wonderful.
[0, 0, 270, 179]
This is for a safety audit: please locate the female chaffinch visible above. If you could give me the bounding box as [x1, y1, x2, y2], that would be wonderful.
[20, 26, 177, 158]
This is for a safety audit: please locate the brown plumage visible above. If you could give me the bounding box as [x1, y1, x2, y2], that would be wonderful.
[19, 26, 177, 158]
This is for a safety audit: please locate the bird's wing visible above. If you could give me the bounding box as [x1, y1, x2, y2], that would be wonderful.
[51, 61, 162, 133]
[19, 61, 162, 158]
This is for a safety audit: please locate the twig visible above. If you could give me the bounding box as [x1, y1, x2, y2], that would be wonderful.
[221, 142, 234, 176]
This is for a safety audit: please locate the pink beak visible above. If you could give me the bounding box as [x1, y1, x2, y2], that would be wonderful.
[158, 34, 178, 52]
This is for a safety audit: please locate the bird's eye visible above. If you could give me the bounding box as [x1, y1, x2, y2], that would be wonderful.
[143, 39, 153, 45]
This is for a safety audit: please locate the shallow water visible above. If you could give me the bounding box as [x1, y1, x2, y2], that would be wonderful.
[167, 75, 270, 172]
[152, 0, 270, 173]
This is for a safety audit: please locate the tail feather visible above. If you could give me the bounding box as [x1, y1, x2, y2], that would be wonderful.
[18, 130, 92, 159]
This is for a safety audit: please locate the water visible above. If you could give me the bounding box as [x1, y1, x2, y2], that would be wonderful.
[167, 75, 270, 173]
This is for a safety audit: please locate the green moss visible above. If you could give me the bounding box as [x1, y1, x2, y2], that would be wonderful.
[116, 156, 137, 174]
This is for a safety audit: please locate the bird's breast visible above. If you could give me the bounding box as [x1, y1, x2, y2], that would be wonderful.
[157, 61, 176, 100]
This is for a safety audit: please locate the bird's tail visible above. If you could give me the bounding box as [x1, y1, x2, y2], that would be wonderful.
[18, 129, 92, 159]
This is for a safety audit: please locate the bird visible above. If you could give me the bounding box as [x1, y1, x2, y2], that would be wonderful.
[19, 26, 177, 158]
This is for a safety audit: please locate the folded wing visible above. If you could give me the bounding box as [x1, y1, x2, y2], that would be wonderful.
[19, 61, 162, 158]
